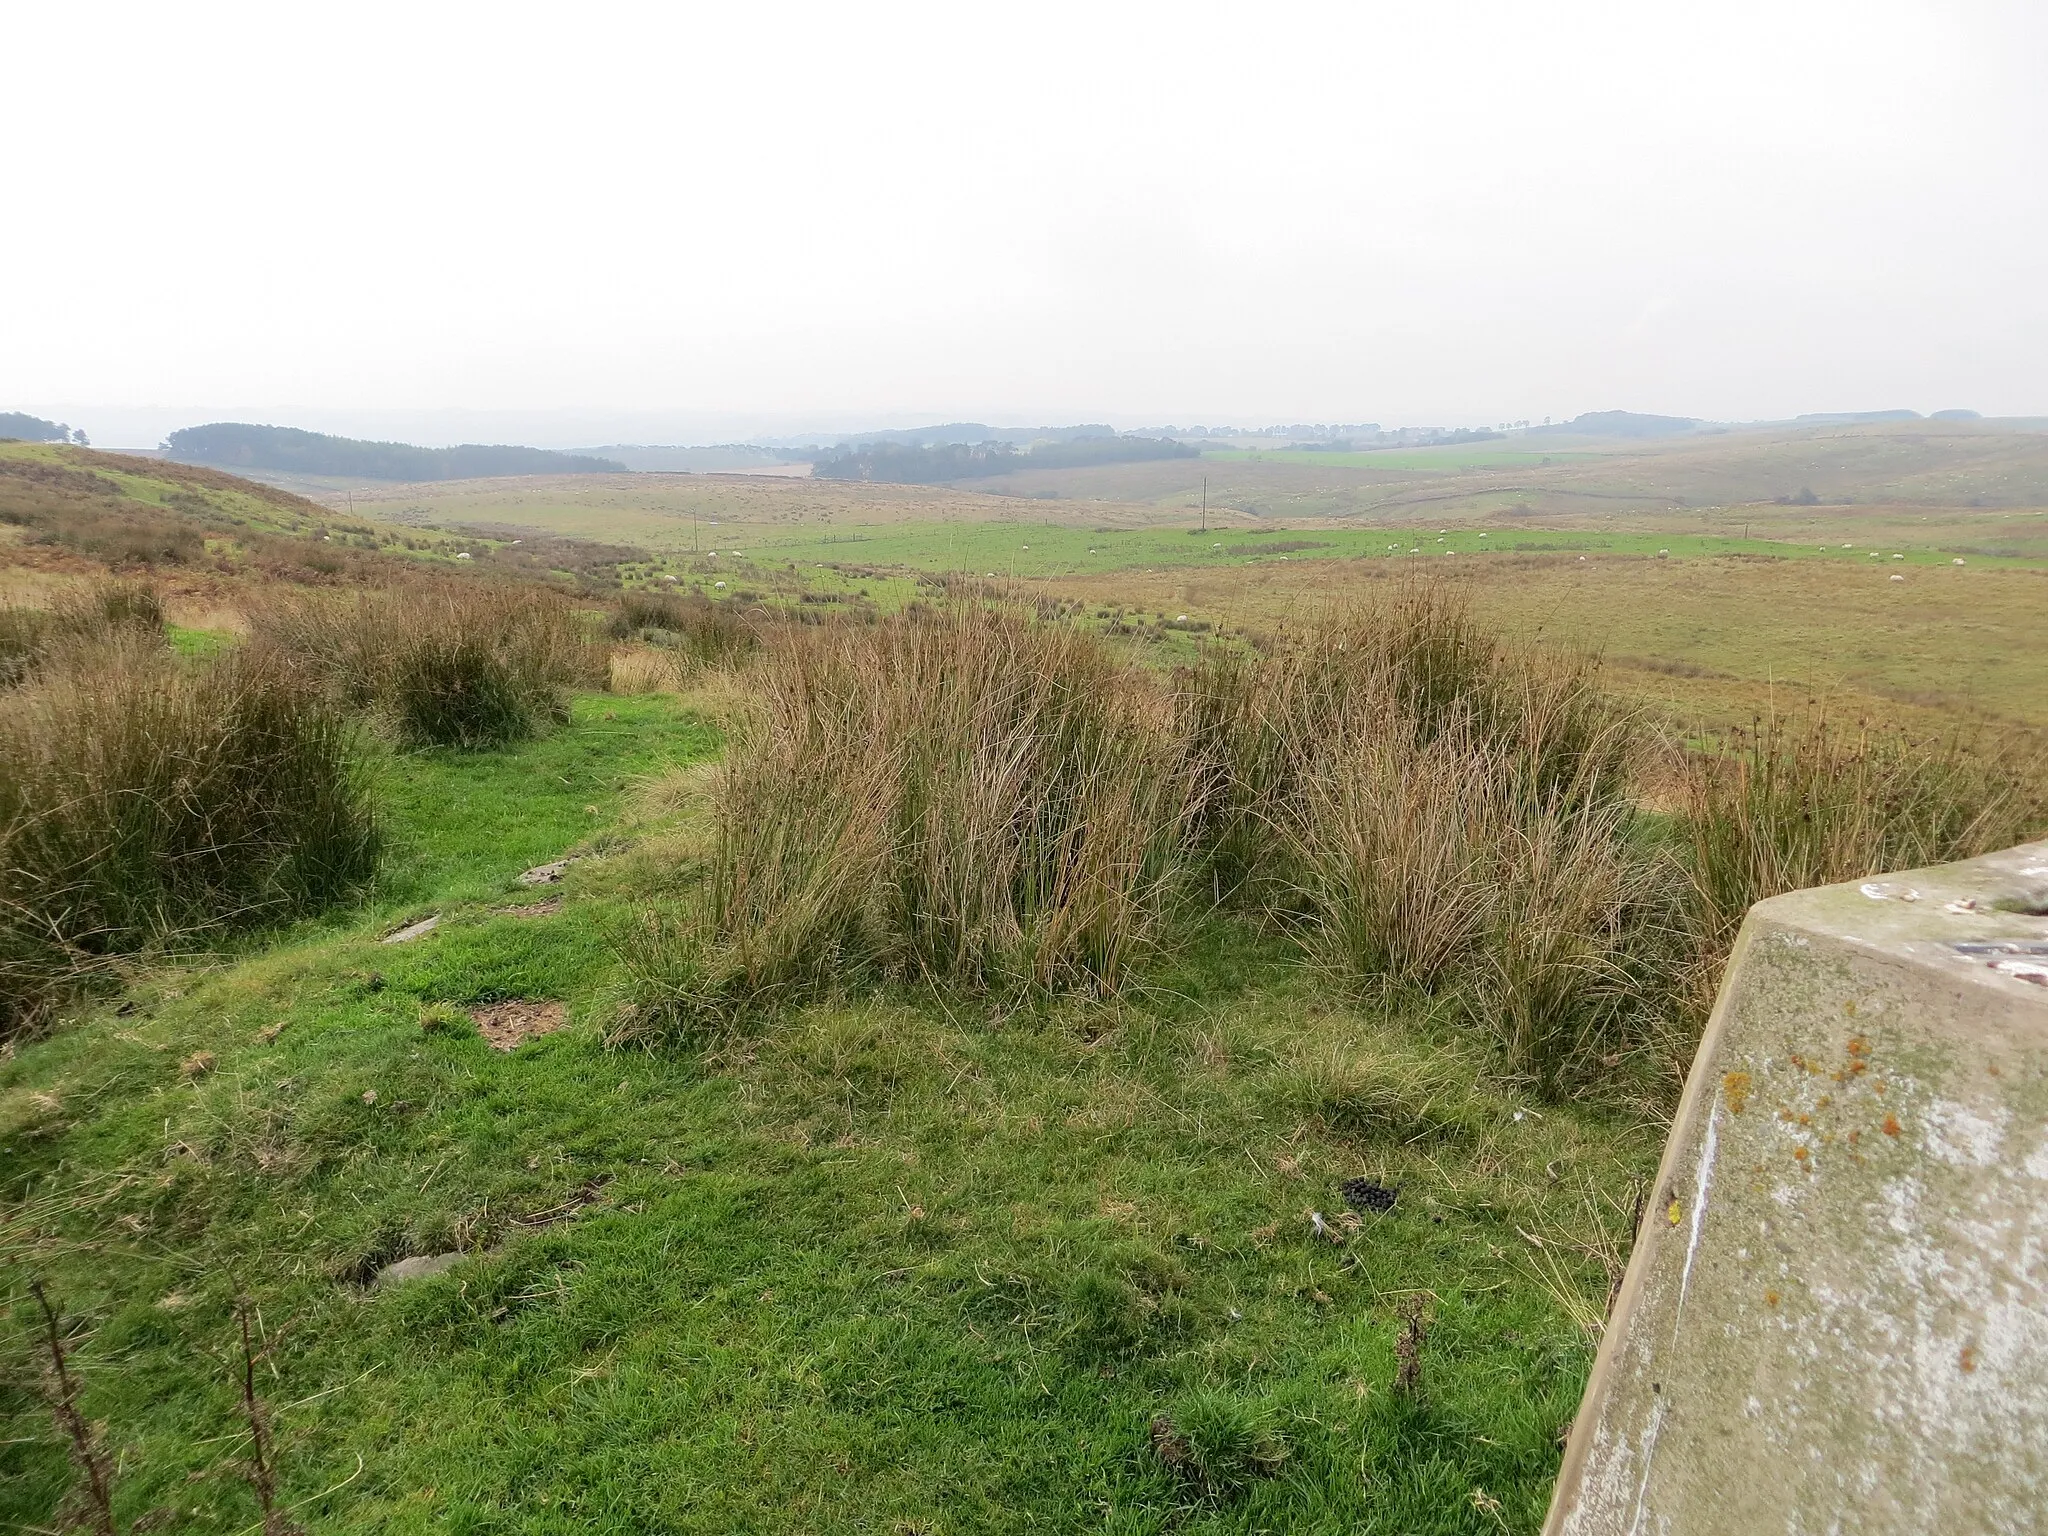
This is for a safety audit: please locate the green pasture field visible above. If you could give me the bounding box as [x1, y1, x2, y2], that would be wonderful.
[1031, 549, 2048, 738]
[1200, 448, 1604, 472]
[672, 518, 2048, 584]
[3, 691, 1653, 1536]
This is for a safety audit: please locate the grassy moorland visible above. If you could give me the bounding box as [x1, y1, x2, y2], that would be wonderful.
[1037, 553, 2048, 741]
[956, 419, 2048, 523]
[313, 423, 2048, 739]
[2, 444, 2042, 1534]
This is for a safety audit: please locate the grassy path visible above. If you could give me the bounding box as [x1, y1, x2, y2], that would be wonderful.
[3, 695, 1656, 1534]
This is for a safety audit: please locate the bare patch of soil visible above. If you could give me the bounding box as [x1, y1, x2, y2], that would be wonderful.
[469, 999, 568, 1050]
[496, 897, 562, 919]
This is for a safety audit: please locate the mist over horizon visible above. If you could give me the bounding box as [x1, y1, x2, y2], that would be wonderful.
[8, 400, 2029, 457]
[8, 2, 2046, 443]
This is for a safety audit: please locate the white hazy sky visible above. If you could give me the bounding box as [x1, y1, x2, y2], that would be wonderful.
[6, 0, 2046, 445]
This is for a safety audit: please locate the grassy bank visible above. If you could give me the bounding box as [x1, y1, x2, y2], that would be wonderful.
[2, 689, 1650, 1535]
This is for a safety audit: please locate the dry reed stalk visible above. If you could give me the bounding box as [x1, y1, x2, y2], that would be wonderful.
[29, 1281, 118, 1536]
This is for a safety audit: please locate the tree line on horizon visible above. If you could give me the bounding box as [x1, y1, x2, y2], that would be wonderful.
[1, 412, 89, 445]
[811, 433, 1197, 484]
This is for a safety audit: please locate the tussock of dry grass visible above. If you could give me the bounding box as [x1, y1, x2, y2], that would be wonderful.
[617, 604, 1190, 1039]
[607, 646, 688, 695]
[0, 582, 164, 688]
[251, 582, 602, 748]
[0, 633, 377, 1036]
[616, 588, 2045, 1097]
[1674, 711, 2046, 1028]
[606, 588, 759, 671]
[1186, 589, 1662, 1092]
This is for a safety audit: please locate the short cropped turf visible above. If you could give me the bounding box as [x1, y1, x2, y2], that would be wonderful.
[2, 693, 1656, 1535]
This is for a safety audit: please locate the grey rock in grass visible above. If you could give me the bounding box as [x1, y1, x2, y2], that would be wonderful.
[380, 914, 440, 944]
[517, 858, 578, 886]
[372, 1253, 465, 1287]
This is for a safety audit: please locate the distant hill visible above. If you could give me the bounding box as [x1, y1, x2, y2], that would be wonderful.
[1533, 410, 1702, 438]
[162, 423, 626, 480]
[803, 423, 1117, 451]
[0, 440, 647, 588]
[1, 411, 86, 444]
[813, 434, 1196, 484]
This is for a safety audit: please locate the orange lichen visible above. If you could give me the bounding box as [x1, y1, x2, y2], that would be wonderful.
[1960, 1346, 1978, 1374]
[1765, 1290, 1780, 1307]
[1847, 1036, 1870, 1057]
[1793, 1146, 1810, 1162]
[1883, 1114, 1901, 1137]
[1722, 1072, 1752, 1115]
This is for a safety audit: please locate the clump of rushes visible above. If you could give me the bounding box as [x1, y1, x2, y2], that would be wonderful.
[0, 635, 377, 1036]
[0, 581, 165, 688]
[1675, 711, 2045, 1034]
[1187, 587, 1663, 1094]
[252, 582, 602, 748]
[607, 588, 759, 671]
[616, 603, 1189, 1039]
[617, 583, 2044, 1096]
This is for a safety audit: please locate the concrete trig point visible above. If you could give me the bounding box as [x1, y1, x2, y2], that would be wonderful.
[1547, 840, 2048, 1535]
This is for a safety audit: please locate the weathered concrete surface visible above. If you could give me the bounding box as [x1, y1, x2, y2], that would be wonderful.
[1547, 839, 2048, 1536]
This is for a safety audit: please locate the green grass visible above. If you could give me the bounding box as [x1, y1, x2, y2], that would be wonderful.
[2, 691, 1653, 1535]
[1200, 448, 1604, 471]
[653, 520, 2048, 588]
[167, 625, 235, 660]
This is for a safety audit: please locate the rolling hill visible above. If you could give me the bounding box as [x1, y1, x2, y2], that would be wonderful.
[163, 423, 627, 481]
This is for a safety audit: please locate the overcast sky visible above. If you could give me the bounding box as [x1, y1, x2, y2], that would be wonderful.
[7, 0, 2045, 445]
